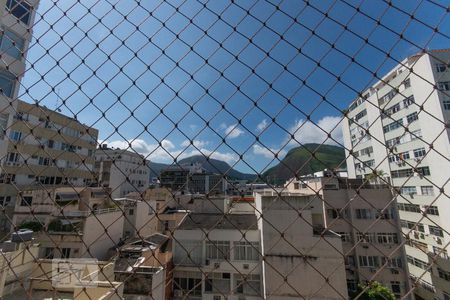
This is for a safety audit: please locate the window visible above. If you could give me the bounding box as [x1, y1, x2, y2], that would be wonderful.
[38, 156, 51, 166]
[438, 82, 450, 91]
[173, 272, 202, 296]
[444, 100, 450, 110]
[382, 257, 403, 268]
[6, 152, 19, 162]
[234, 241, 259, 261]
[404, 78, 411, 88]
[421, 186, 434, 196]
[413, 148, 426, 158]
[0, 71, 15, 97]
[20, 195, 32, 206]
[358, 255, 379, 268]
[128, 209, 134, 215]
[0, 113, 8, 139]
[436, 63, 447, 72]
[400, 220, 424, 232]
[406, 112, 419, 124]
[406, 255, 429, 270]
[354, 109, 367, 122]
[326, 208, 349, 219]
[347, 280, 357, 292]
[391, 281, 401, 296]
[336, 232, 352, 243]
[357, 232, 376, 243]
[44, 247, 54, 259]
[0, 28, 25, 59]
[61, 248, 71, 258]
[383, 119, 403, 133]
[429, 225, 444, 237]
[400, 186, 417, 195]
[6, 0, 32, 25]
[355, 208, 373, 219]
[438, 268, 450, 281]
[9, 130, 21, 141]
[0, 196, 11, 207]
[204, 272, 231, 294]
[424, 205, 439, 216]
[417, 166, 430, 176]
[397, 203, 421, 213]
[377, 233, 399, 244]
[403, 95, 414, 107]
[235, 274, 260, 295]
[206, 241, 230, 260]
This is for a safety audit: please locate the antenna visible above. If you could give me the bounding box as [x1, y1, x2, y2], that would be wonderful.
[55, 88, 62, 112]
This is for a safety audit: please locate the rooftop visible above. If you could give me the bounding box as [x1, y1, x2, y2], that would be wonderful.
[178, 213, 258, 230]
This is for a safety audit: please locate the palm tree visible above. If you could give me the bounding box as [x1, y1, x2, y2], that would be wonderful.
[366, 169, 386, 184]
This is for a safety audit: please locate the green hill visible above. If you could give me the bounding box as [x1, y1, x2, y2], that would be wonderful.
[177, 155, 257, 181]
[262, 143, 346, 185]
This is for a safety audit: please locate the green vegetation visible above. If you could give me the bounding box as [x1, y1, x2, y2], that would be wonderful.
[351, 282, 396, 300]
[262, 143, 346, 185]
[18, 220, 43, 232]
[47, 219, 80, 232]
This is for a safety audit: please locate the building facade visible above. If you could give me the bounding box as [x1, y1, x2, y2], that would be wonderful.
[343, 49, 450, 299]
[0, 100, 99, 236]
[285, 175, 411, 298]
[94, 144, 150, 199]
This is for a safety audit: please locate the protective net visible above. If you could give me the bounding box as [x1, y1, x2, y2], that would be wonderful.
[0, 0, 449, 299]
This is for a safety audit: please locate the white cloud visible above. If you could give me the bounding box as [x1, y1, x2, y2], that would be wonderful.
[253, 144, 287, 159]
[224, 124, 244, 139]
[256, 119, 268, 132]
[104, 138, 237, 165]
[288, 116, 344, 145]
[180, 139, 208, 148]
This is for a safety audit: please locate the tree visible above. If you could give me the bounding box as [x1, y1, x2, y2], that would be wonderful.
[18, 220, 43, 232]
[366, 169, 386, 184]
[351, 281, 396, 300]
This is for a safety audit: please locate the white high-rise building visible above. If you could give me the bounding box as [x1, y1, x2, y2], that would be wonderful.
[343, 49, 450, 300]
[94, 144, 150, 198]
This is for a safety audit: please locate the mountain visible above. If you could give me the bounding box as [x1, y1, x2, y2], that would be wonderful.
[177, 155, 257, 181]
[262, 143, 346, 185]
[148, 156, 257, 181]
[148, 161, 170, 179]
[148, 144, 346, 183]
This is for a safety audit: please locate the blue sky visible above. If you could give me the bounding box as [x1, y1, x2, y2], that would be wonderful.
[19, 0, 450, 173]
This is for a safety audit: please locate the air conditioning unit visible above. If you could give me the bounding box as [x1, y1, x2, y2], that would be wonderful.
[213, 262, 220, 269]
[205, 259, 210, 266]
[391, 269, 399, 274]
[370, 268, 376, 273]
[243, 264, 249, 270]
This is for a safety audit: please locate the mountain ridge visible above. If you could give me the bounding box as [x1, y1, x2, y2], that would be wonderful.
[148, 143, 346, 183]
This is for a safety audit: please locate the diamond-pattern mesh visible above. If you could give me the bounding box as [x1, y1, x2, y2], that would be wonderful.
[0, 0, 449, 299]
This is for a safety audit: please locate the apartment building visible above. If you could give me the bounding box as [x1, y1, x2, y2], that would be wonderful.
[171, 192, 347, 299]
[0, 233, 39, 298]
[342, 49, 450, 299]
[114, 233, 172, 299]
[254, 190, 347, 299]
[0, 100, 99, 236]
[160, 164, 227, 195]
[11, 186, 123, 260]
[94, 144, 150, 198]
[172, 213, 262, 299]
[285, 174, 410, 298]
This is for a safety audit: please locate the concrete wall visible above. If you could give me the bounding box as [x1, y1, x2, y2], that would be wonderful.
[83, 211, 124, 260]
